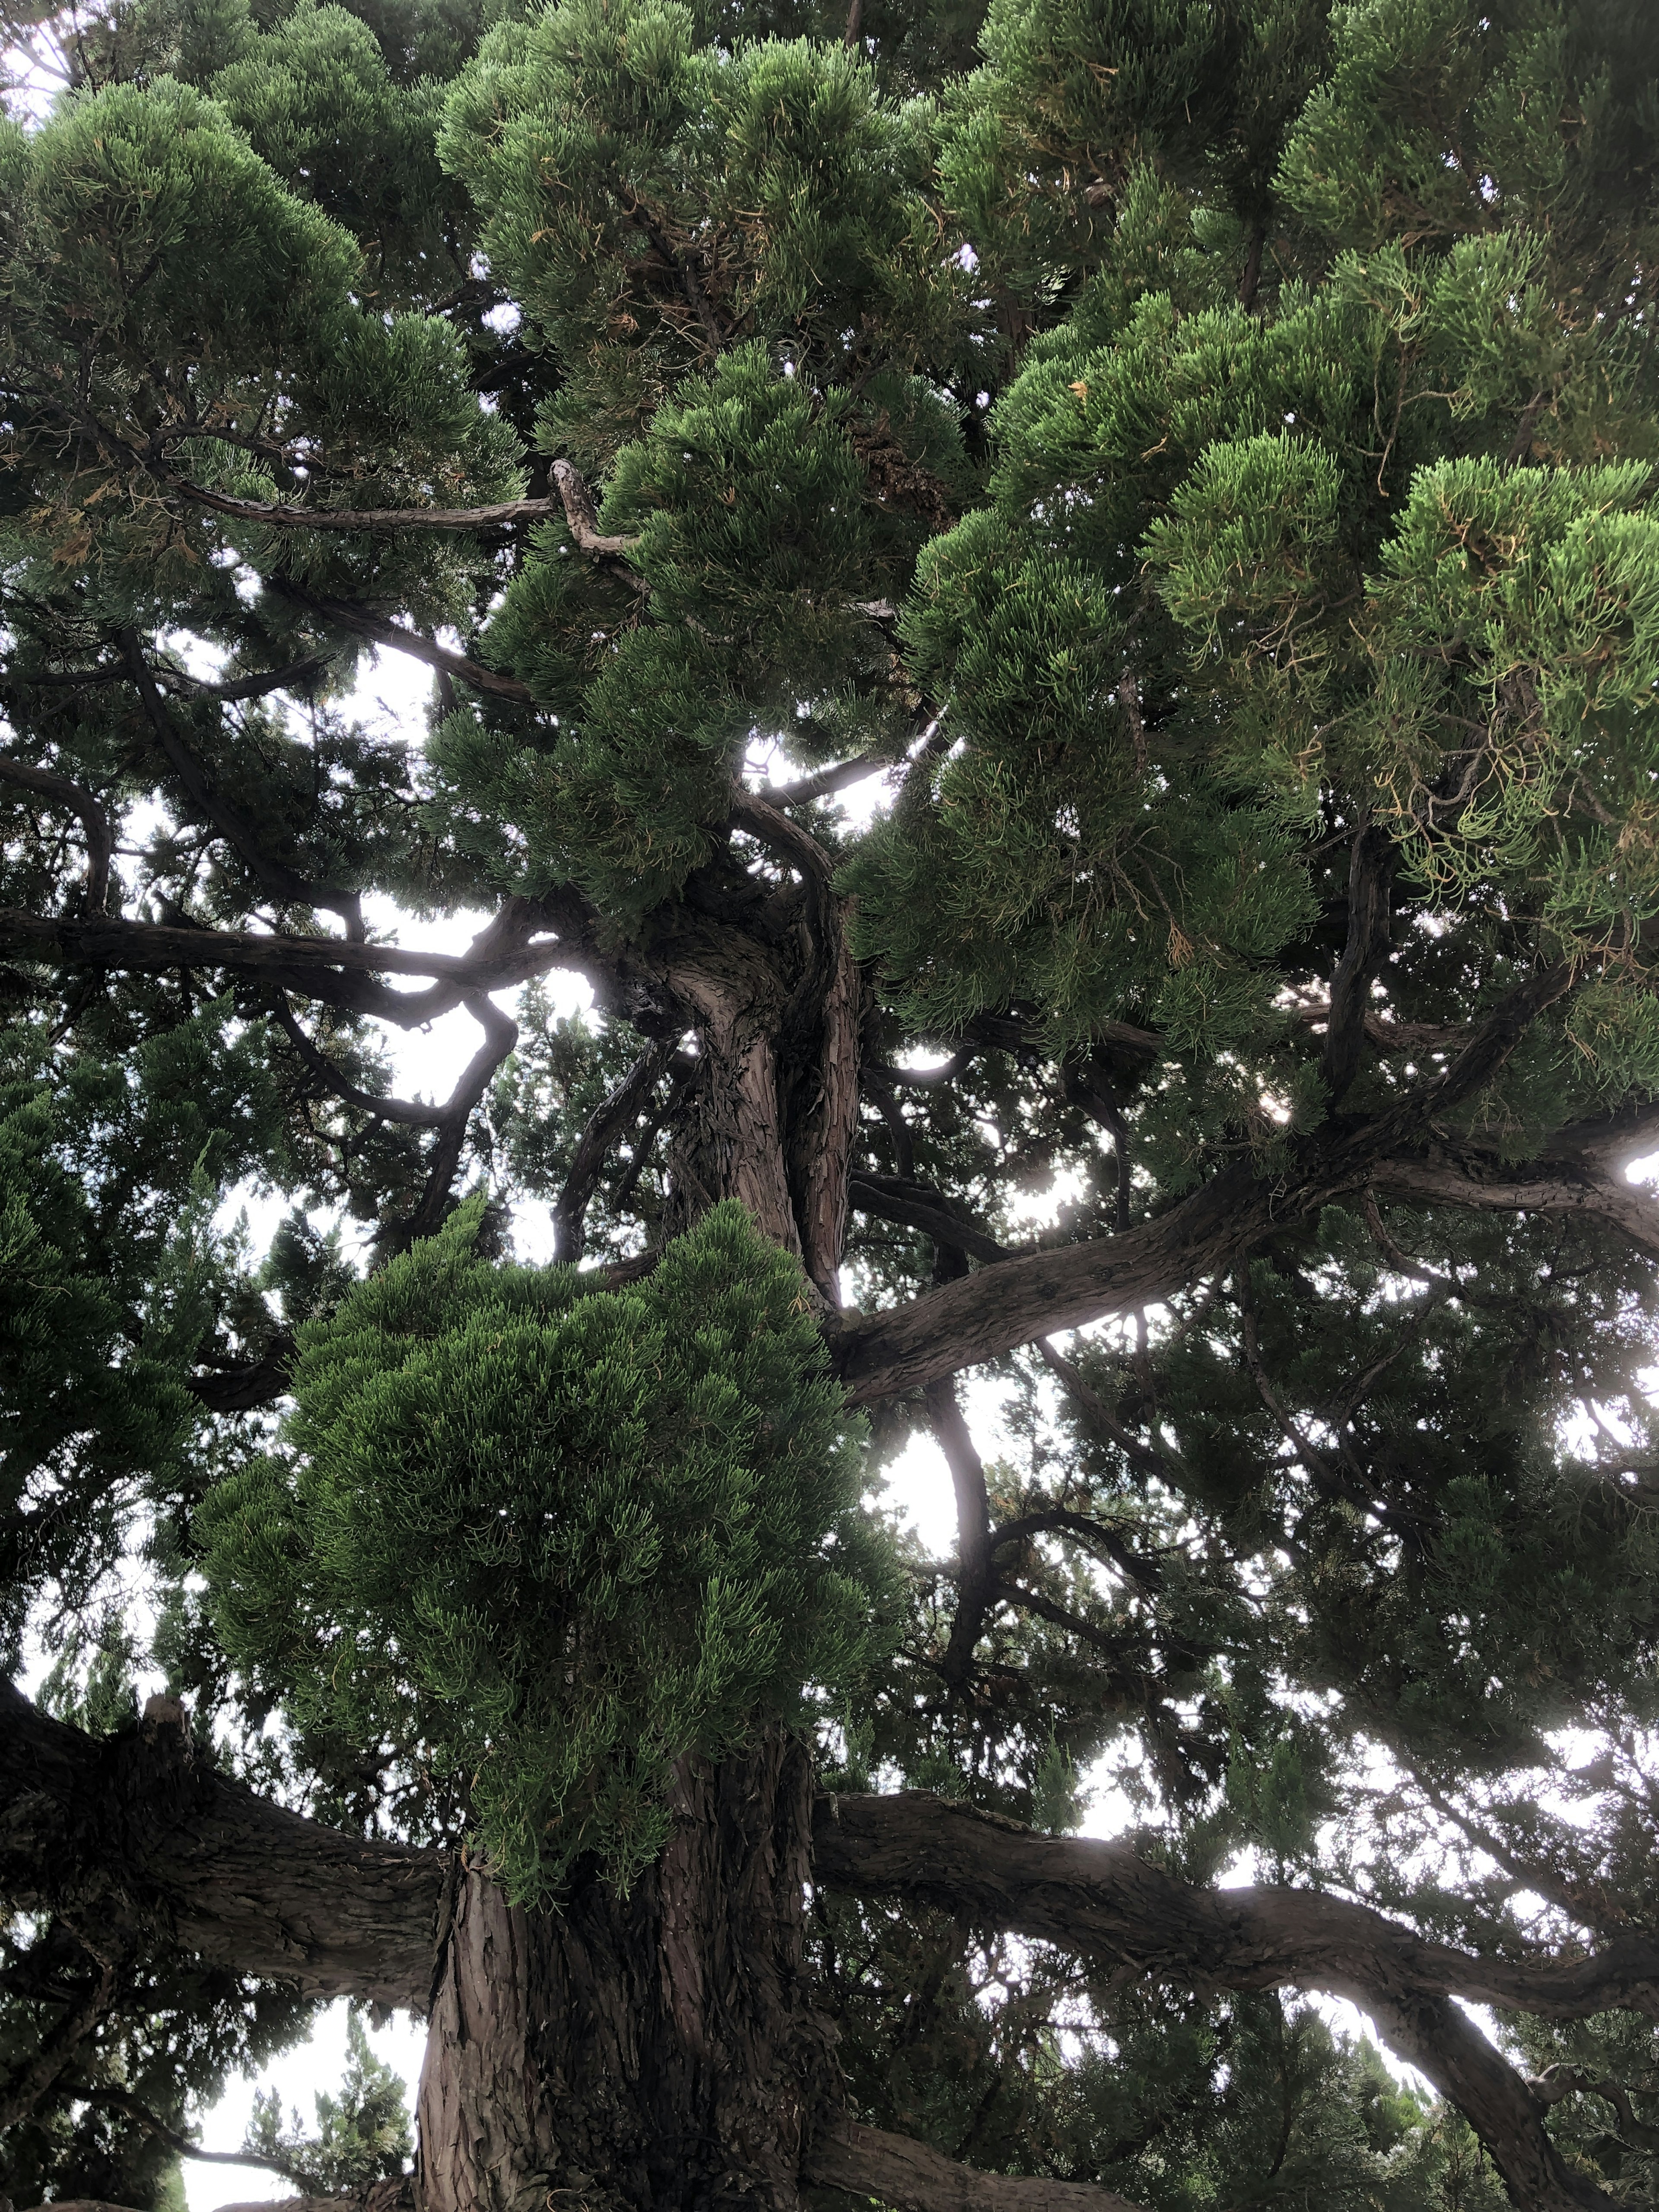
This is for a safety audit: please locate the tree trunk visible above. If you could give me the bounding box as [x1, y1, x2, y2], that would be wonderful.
[416, 1730, 833, 2212]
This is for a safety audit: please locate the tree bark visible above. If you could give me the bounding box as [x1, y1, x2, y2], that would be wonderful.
[0, 1683, 442, 2007]
[811, 1793, 1624, 2212]
[416, 1729, 831, 2212]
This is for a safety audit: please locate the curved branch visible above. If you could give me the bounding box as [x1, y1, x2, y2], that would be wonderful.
[926, 1375, 994, 1692]
[551, 460, 642, 561]
[804, 2119, 1147, 2212]
[273, 998, 455, 1127]
[384, 994, 519, 1251]
[811, 1792, 1630, 2212]
[0, 758, 113, 912]
[847, 1174, 1010, 1265]
[56, 2083, 316, 2189]
[0, 652, 333, 703]
[0, 1683, 443, 2008]
[269, 585, 535, 704]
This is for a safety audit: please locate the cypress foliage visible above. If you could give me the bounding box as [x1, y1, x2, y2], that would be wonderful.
[4, 0, 1659, 2204]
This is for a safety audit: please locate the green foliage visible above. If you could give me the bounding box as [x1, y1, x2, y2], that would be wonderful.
[242, 2012, 413, 2196]
[8, 0, 1659, 2196]
[200, 1200, 890, 1899]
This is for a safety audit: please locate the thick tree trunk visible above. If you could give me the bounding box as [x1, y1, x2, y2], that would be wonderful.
[416, 1730, 833, 2212]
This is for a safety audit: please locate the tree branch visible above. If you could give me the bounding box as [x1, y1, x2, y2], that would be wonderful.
[804, 2118, 1147, 2212]
[550, 460, 643, 561]
[0, 906, 564, 994]
[811, 1792, 1634, 2212]
[55, 2083, 316, 2189]
[120, 632, 361, 931]
[831, 968, 1576, 1403]
[0, 652, 334, 703]
[382, 994, 519, 1251]
[0, 758, 113, 912]
[0, 1684, 443, 2008]
[268, 585, 535, 704]
[1319, 823, 1396, 1105]
[925, 1376, 995, 1692]
[165, 483, 565, 535]
[1373, 1154, 1659, 1260]
[553, 1036, 680, 1262]
[847, 1174, 1010, 1264]
[274, 998, 461, 1127]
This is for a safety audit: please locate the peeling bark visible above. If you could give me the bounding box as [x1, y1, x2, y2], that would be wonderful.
[417, 1730, 832, 2212]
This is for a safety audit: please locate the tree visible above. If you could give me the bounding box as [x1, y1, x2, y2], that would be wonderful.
[3, 0, 1659, 2206]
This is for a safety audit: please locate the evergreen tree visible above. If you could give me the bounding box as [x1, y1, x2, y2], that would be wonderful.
[3, 1, 1659, 2209]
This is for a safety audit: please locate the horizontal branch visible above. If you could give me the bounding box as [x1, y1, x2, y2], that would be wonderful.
[0, 651, 334, 702]
[804, 2119, 1146, 2212]
[0, 1683, 443, 2008]
[1373, 1153, 1659, 1259]
[0, 907, 564, 992]
[172, 481, 563, 535]
[811, 1792, 1627, 2212]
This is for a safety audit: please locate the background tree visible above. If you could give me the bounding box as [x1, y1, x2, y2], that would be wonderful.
[4, 0, 1659, 2209]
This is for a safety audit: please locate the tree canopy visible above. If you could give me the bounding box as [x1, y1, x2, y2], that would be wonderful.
[5, 0, 1659, 2209]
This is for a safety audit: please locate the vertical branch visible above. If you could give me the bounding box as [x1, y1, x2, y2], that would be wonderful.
[1321, 824, 1395, 1107]
[385, 995, 519, 1251]
[553, 1036, 679, 1263]
[925, 1373, 995, 1693]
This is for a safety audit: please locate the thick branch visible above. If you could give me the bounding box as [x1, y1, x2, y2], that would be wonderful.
[811, 1793, 1632, 2211]
[832, 968, 1574, 1402]
[0, 758, 113, 912]
[804, 2119, 1147, 2212]
[1373, 1154, 1659, 1259]
[0, 1683, 444, 2008]
[57, 2083, 315, 2188]
[0, 906, 568, 1002]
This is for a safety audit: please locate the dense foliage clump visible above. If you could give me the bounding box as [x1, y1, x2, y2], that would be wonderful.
[203, 1201, 884, 1897]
